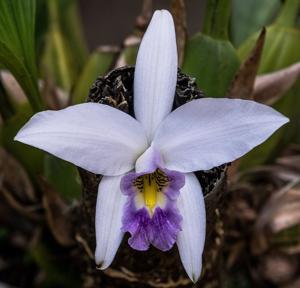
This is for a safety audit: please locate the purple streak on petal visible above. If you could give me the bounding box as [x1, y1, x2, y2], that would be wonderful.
[120, 172, 141, 196]
[162, 169, 185, 201]
[150, 204, 182, 251]
[121, 198, 151, 251]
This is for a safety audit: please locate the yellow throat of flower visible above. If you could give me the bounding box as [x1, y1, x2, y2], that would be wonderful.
[134, 170, 169, 214]
[143, 174, 157, 211]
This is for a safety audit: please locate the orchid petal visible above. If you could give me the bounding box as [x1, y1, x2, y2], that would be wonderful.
[154, 98, 289, 172]
[95, 175, 127, 269]
[176, 173, 205, 283]
[135, 144, 164, 173]
[134, 10, 178, 140]
[15, 103, 148, 176]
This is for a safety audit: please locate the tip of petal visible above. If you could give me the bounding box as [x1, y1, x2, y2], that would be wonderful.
[191, 273, 197, 283]
[95, 259, 109, 271]
[96, 263, 108, 270]
[186, 265, 202, 283]
[95, 250, 110, 270]
[14, 129, 24, 142]
[13, 131, 28, 145]
[153, 9, 171, 17]
[282, 115, 290, 125]
[151, 9, 174, 28]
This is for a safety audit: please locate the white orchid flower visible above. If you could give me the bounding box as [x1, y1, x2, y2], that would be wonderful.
[15, 10, 288, 283]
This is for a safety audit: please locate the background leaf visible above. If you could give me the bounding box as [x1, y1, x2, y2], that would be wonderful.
[183, 34, 240, 96]
[182, 0, 240, 97]
[0, 0, 42, 112]
[227, 28, 266, 100]
[0, 104, 43, 179]
[72, 47, 119, 104]
[230, 0, 281, 46]
[44, 155, 81, 202]
[238, 0, 300, 168]
[41, 0, 87, 92]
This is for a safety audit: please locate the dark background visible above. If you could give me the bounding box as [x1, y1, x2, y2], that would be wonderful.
[78, 0, 206, 50]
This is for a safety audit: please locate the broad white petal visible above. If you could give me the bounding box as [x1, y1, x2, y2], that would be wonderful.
[95, 175, 127, 269]
[177, 173, 206, 282]
[134, 10, 178, 140]
[15, 103, 148, 176]
[154, 98, 289, 172]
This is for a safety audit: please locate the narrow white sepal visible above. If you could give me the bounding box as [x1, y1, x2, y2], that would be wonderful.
[154, 98, 289, 172]
[134, 9, 178, 140]
[95, 175, 127, 269]
[176, 173, 206, 283]
[15, 103, 148, 176]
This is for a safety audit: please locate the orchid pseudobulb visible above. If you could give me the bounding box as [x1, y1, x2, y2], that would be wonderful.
[15, 10, 288, 282]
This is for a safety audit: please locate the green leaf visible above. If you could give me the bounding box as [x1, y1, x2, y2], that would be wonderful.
[44, 155, 81, 202]
[0, 0, 42, 112]
[182, 0, 240, 97]
[59, 0, 87, 70]
[35, 0, 49, 56]
[230, 0, 280, 46]
[275, 0, 300, 28]
[42, 27, 74, 91]
[72, 47, 118, 104]
[182, 33, 240, 97]
[203, 0, 231, 40]
[0, 104, 43, 178]
[238, 0, 300, 168]
[41, 0, 87, 92]
[123, 44, 139, 66]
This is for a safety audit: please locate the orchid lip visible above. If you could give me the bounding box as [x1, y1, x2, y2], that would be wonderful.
[120, 168, 185, 251]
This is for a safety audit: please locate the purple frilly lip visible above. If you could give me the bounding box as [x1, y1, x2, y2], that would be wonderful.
[120, 168, 185, 251]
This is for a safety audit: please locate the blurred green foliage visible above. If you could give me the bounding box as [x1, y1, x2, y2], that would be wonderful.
[0, 0, 43, 112]
[182, 0, 240, 97]
[72, 48, 118, 103]
[0, 104, 44, 178]
[44, 154, 81, 202]
[41, 0, 87, 92]
[230, 0, 281, 46]
[183, 34, 239, 97]
[238, 0, 300, 168]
